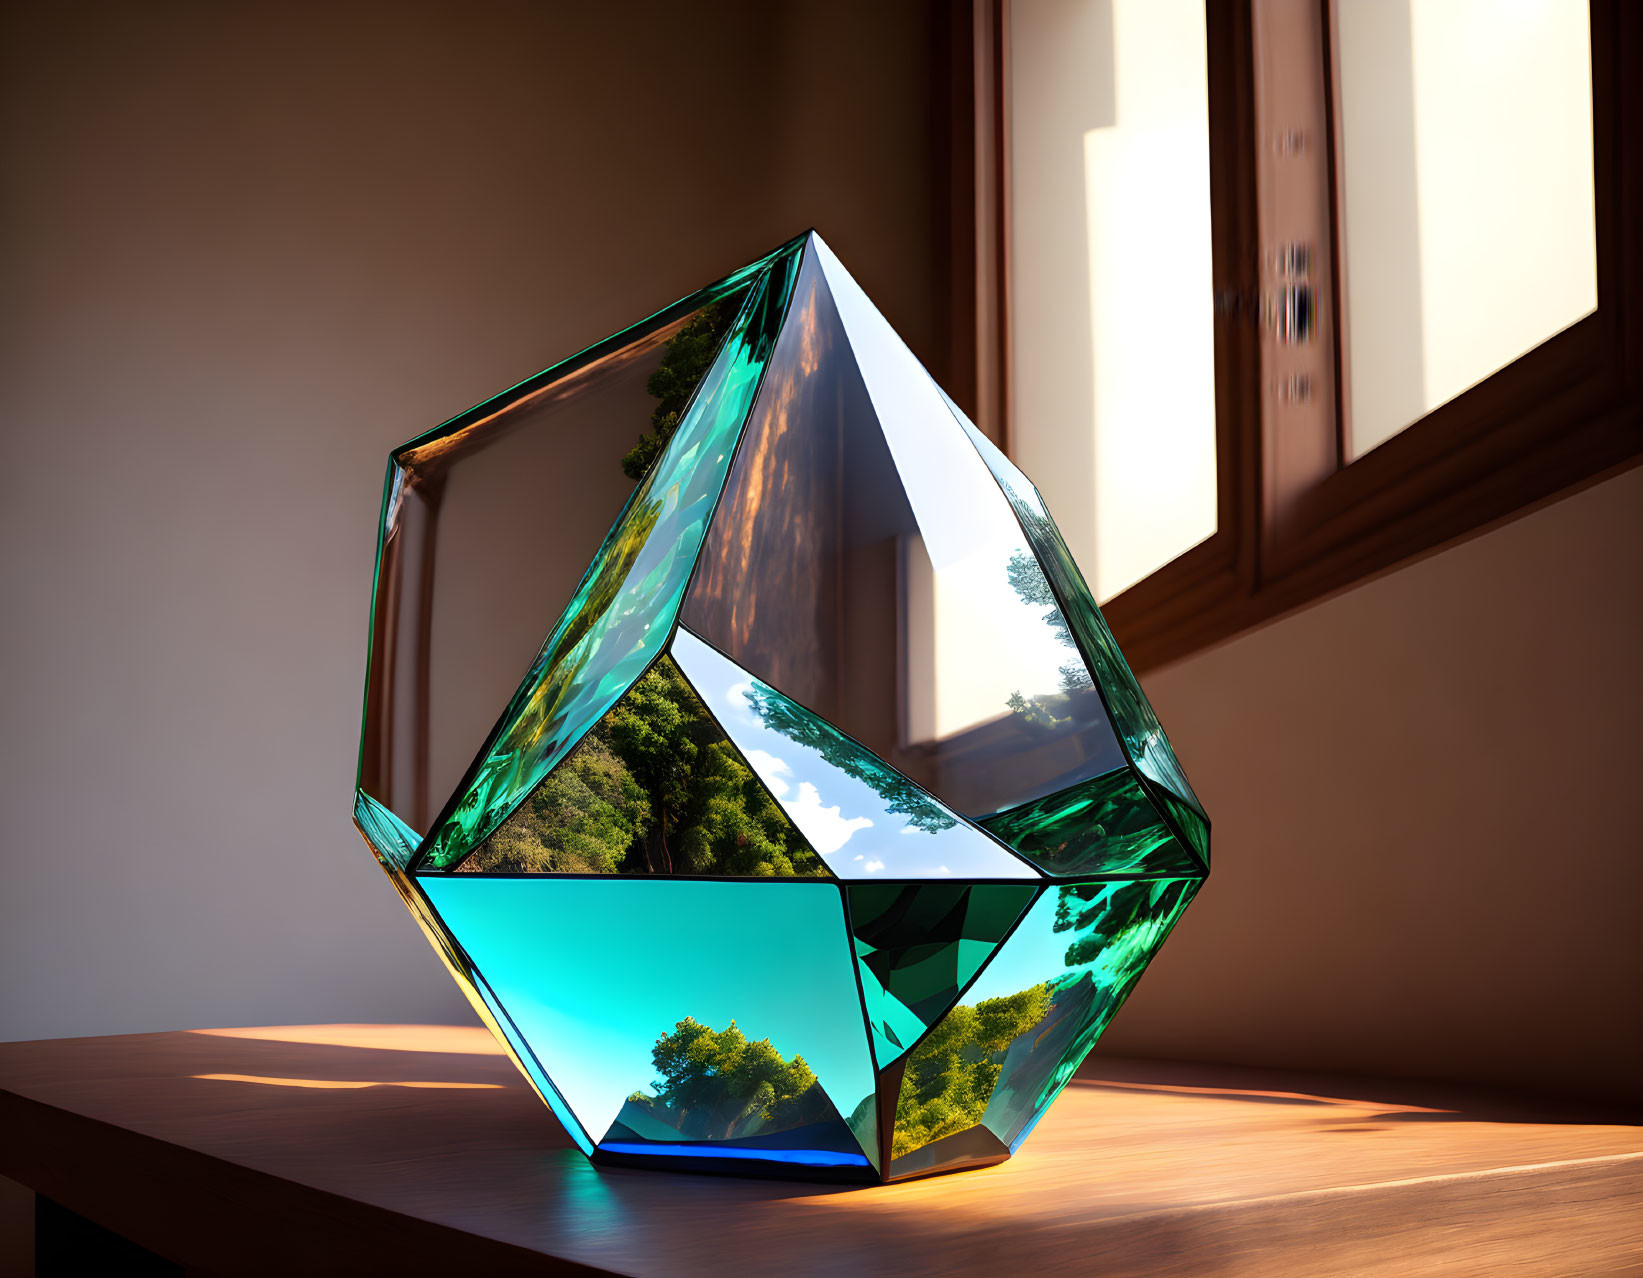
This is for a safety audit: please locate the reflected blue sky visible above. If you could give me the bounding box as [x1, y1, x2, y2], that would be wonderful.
[672, 628, 1037, 880]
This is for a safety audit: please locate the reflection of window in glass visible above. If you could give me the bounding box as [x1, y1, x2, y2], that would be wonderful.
[1335, 0, 1597, 458]
[1010, 0, 1218, 604]
[900, 532, 1082, 744]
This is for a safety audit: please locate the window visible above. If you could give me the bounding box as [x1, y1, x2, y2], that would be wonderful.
[1333, 0, 1598, 457]
[947, 0, 1640, 672]
[1009, 0, 1218, 603]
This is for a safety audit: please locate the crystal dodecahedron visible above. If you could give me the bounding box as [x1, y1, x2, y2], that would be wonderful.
[353, 232, 1209, 1182]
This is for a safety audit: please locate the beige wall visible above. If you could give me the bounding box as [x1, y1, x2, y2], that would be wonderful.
[1102, 465, 1643, 1106]
[0, 0, 940, 1039]
[3, 1, 1635, 1112]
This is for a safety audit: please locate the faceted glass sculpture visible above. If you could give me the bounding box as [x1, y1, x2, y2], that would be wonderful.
[354, 232, 1209, 1183]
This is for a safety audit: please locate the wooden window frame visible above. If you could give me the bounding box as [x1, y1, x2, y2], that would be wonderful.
[944, 0, 1642, 675]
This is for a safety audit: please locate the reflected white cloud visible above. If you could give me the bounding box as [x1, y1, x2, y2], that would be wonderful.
[670, 627, 1038, 881]
[744, 748, 792, 797]
[789, 781, 873, 855]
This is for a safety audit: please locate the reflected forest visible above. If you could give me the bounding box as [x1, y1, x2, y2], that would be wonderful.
[742, 680, 957, 834]
[892, 878, 1194, 1159]
[466, 658, 827, 877]
[621, 295, 744, 481]
[1003, 548, 1097, 733]
[612, 1017, 863, 1150]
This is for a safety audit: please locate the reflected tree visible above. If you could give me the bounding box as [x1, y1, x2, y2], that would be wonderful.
[744, 682, 956, 833]
[620, 1017, 828, 1142]
[466, 658, 827, 876]
[890, 878, 1197, 1161]
[622, 295, 745, 480]
[891, 985, 1051, 1158]
[1005, 548, 1093, 703]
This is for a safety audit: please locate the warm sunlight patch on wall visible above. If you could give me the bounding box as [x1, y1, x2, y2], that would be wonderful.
[1011, 0, 1218, 604]
[1336, 0, 1597, 456]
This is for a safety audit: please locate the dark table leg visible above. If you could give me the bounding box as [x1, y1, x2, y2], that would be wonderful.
[34, 1196, 180, 1278]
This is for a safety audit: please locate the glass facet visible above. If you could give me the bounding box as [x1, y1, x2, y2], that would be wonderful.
[682, 242, 1126, 821]
[848, 882, 1036, 1067]
[456, 655, 827, 878]
[947, 405, 1207, 826]
[359, 265, 774, 844]
[353, 232, 1208, 1183]
[413, 246, 803, 869]
[981, 768, 1204, 878]
[671, 628, 1037, 881]
[418, 876, 878, 1172]
[889, 876, 1198, 1176]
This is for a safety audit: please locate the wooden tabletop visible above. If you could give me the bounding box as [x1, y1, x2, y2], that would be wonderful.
[2, 1025, 1639, 1276]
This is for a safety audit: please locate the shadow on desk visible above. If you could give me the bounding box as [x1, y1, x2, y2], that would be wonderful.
[2, 1025, 1639, 1276]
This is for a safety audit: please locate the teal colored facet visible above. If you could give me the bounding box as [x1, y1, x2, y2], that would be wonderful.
[354, 789, 422, 872]
[940, 390, 1207, 832]
[852, 938, 928, 1068]
[890, 876, 1197, 1171]
[671, 628, 1037, 881]
[980, 767, 1204, 877]
[846, 883, 1036, 1067]
[416, 245, 804, 869]
[417, 876, 878, 1168]
[457, 655, 828, 878]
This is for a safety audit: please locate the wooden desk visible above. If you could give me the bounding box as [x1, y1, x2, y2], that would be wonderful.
[2, 1025, 1639, 1275]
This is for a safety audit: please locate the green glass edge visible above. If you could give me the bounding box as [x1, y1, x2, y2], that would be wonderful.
[413, 242, 806, 870]
[980, 766, 1203, 878]
[390, 236, 805, 463]
[352, 460, 406, 800]
[1136, 769, 1211, 873]
[354, 789, 420, 871]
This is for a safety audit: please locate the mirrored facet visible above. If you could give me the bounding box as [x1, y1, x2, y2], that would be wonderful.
[358, 279, 757, 843]
[848, 883, 1036, 1067]
[682, 241, 1125, 821]
[943, 396, 1206, 825]
[416, 875, 878, 1167]
[671, 628, 1037, 881]
[980, 767, 1204, 877]
[456, 655, 827, 877]
[414, 246, 804, 868]
[888, 877, 1197, 1176]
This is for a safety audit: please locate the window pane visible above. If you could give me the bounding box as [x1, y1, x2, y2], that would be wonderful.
[1010, 0, 1217, 604]
[1336, 0, 1597, 458]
